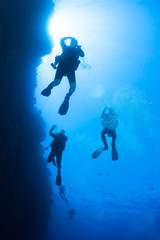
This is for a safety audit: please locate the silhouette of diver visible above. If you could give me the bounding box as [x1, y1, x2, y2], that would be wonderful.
[47, 124, 68, 185]
[101, 107, 118, 160]
[68, 209, 75, 221]
[59, 185, 69, 202]
[41, 36, 85, 115]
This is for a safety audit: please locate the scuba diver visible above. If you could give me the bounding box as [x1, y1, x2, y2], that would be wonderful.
[58, 185, 69, 202]
[41, 36, 85, 115]
[92, 107, 118, 160]
[68, 209, 76, 221]
[47, 124, 68, 185]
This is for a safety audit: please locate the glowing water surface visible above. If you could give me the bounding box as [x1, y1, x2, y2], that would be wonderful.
[35, 0, 160, 239]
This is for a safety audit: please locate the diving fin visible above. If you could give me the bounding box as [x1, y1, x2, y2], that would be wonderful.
[41, 86, 52, 97]
[91, 147, 105, 159]
[58, 94, 70, 115]
[112, 146, 118, 161]
[56, 169, 62, 186]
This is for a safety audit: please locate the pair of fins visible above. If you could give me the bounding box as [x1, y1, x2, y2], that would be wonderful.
[91, 146, 118, 161]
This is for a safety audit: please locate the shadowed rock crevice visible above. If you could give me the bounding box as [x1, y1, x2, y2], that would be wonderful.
[0, 1, 55, 239]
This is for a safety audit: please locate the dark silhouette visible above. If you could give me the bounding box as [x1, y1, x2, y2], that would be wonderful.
[41, 36, 85, 115]
[47, 125, 68, 185]
[68, 209, 76, 221]
[101, 107, 118, 160]
[58, 185, 69, 202]
[47, 125, 67, 169]
[56, 168, 62, 186]
[91, 107, 118, 160]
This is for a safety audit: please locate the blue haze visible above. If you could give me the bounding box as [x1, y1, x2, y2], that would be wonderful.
[35, 0, 160, 239]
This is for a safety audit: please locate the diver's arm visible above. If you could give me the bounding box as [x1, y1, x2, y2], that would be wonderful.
[101, 107, 107, 119]
[49, 125, 57, 138]
[77, 46, 85, 57]
[60, 36, 72, 48]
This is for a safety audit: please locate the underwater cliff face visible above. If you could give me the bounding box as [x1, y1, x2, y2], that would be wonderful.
[0, 0, 54, 239]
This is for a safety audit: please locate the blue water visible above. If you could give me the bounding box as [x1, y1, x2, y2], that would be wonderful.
[35, 0, 160, 239]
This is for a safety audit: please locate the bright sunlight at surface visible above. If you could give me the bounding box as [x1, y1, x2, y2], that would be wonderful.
[35, 0, 160, 239]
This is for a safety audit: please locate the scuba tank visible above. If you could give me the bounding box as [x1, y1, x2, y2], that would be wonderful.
[50, 53, 62, 70]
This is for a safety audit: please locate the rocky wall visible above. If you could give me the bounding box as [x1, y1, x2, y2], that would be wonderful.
[0, 1, 54, 239]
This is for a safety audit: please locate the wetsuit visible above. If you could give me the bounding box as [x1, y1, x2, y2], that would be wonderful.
[47, 132, 68, 168]
[49, 37, 85, 96]
[101, 108, 118, 149]
[101, 128, 117, 149]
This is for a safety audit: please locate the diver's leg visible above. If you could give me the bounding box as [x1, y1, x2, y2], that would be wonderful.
[101, 128, 109, 150]
[58, 72, 76, 115]
[110, 130, 118, 160]
[61, 71, 76, 104]
[48, 78, 61, 88]
[41, 68, 63, 96]
[49, 67, 63, 88]
[111, 130, 117, 148]
[41, 78, 61, 96]
[56, 152, 62, 169]
[47, 149, 56, 163]
[66, 71, 76, 97]
[62, 194, 69, 202]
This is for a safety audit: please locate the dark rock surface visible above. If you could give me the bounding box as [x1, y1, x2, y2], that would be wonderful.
[0, 1, 54, 239]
